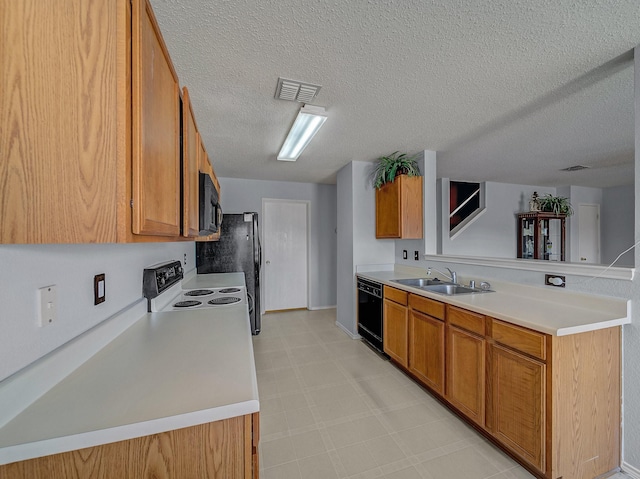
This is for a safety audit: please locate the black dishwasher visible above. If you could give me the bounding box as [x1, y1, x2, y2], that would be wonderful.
[357, 277, 385, 354]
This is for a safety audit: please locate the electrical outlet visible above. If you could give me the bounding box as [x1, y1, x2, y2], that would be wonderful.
[545, 274, 565, 288]
[402, 250, 407, 259]
[38, 285, 57, 327]
[94, 274, 106, 304]
[414, 251, 419, 261]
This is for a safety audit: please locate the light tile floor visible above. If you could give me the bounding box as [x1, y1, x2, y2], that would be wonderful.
[253, 309, 629, 479]
[254, 309, 522, 479]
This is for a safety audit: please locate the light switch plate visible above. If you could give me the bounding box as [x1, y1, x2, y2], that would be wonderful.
[38, 285, 57, 327]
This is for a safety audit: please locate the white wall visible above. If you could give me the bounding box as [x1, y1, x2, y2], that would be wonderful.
[625, 44, 640, 472]
[218, 177, 337, 309]
[0, 242, 194, 382]
[336, 161, 395, 335]
[439, 181, 555, 258]
[602, 184, 634, 267]
[336, 163, 355, 334]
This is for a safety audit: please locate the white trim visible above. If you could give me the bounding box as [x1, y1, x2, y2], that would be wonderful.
[424, 254, 634, 281]
[622, 462, 640, 478]
[308, 305, 336, 311]
[335, 320, 360, 339]
[450, 207, 487, 240]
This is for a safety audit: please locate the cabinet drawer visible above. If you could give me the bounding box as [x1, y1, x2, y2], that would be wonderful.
[447, 306, 485, 336]
[384, 285, 408, 306]
[409, 294, 445, 320]
[490, 319, 546, 361]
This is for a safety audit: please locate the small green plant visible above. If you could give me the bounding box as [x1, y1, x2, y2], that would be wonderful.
[372, 151, 421, 189]
[538, 194, 574, 216]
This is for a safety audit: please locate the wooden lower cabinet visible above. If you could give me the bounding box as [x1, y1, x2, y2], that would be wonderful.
[0, 414, 260, 479]
[409, 310, 444, 394]
[489, 343, 545, 471]
[380, 292, 621, 479]
[446, 324, 485, 426]
[383, 287, 409, 368]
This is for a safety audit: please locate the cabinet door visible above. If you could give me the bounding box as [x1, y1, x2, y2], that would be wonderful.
[409, 310, 444, 394]
[490, 343, 545, 472]
[131, 0, 181, 236]
[182, 88, 199, 237]
[446, 325, 485, 426]
[383, 299, 409, 368]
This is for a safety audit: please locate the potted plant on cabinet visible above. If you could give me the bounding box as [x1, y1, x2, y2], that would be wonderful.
[538, 194, 574, 216]
[372, 151, 421, 189]
[373, 151, 423, 239]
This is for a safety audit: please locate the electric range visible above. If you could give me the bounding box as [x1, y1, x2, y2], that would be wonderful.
[143, 260, 247, 313]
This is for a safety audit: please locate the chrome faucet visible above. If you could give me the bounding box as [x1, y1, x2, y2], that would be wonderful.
[446, 268, 457, 284]
[427, 267, 457, 284]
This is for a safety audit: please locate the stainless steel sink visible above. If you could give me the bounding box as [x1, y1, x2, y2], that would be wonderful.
[392, 278, 453, 288]
[391, 278, 493, 296]
[422, 284, 481, 295]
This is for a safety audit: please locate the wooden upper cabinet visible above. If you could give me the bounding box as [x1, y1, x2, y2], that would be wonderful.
[195, 136, 221, 242]
[0, 0, 192, 244]
[182, 87, 200, 238]
[375, 175, 423, 239]
[131, 0, 181, 236]
[0, 0, 122, 243]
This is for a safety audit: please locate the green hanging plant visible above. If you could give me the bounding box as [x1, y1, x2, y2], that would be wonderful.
[538, 194, 574, 216]
[372, 151, 421, 189]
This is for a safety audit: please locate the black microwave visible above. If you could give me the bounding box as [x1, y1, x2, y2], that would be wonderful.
[199, 173, 222, 235]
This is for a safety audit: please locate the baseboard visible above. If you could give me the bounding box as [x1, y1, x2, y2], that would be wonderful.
[335, 321, 361, 339]
[308, 305, 336, 311]
[623, 461, 640, 478]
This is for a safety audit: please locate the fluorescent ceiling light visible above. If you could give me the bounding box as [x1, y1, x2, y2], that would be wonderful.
[277, 105, 327, 161]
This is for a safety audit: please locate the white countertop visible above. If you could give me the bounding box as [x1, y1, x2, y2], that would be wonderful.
[357, 269, 630, 336]
[0, 273, 259, 466]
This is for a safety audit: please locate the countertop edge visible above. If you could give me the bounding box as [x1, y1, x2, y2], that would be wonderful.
[0, 399, 260, 466]
[357, 271, 630, 336]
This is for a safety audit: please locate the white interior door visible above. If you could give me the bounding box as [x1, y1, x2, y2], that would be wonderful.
[578, 204, 600, 264]
[263, 200, 308, 311]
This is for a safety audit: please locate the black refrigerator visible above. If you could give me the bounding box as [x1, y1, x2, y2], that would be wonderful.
[196, 212, 261, 334]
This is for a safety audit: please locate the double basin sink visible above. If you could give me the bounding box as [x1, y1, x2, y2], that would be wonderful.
[391, 278, 492, 296]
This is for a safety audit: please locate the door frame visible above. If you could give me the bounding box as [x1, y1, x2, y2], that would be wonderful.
[261, 198, 311, 313]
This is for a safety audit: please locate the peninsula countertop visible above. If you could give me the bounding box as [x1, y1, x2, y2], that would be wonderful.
[0, 274, 258, 466]
[357, 269, 630, 336]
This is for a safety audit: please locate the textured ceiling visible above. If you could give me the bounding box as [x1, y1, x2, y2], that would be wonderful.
[151, 0, 639, 187]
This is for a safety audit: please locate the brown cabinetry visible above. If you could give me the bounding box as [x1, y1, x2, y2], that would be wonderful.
[0, 413, 260, 479]
[489, 343, 545, 471]
[375, 175, 423, 239]
[376, 281, 621, 479]
[446, 306, 486, 426]
[383, 286, 409, 368]
[0, 0, 212, 244]
[182, 87, 200, 238]
[131, 0, 181, 237]
[196, 136, 221, 242]
[408, 295, 445, 394]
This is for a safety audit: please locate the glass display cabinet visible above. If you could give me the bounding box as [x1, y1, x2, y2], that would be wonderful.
[517, 212, 566, 261]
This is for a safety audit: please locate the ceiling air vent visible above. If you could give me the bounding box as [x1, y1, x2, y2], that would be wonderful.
[560, 165, 590, 172]
[275, 78, 322, 102]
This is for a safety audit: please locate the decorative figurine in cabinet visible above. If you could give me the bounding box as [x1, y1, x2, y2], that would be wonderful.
[517, 212, 566, 261]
